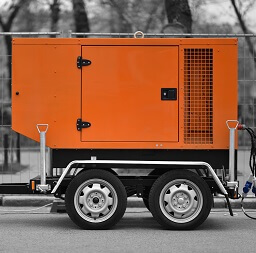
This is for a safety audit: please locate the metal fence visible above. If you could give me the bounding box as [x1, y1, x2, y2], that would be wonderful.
[0, 32, 256, 188]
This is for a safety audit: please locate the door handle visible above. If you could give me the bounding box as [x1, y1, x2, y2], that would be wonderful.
[161, 88, 177, 100]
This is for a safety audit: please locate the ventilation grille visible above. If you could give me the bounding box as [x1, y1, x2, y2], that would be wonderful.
[184, 48, 213, 144]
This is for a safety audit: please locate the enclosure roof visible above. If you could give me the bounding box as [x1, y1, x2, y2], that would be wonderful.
[12, 38, 237, 46]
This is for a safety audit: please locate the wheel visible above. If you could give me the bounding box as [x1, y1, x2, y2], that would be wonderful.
[65, 169, 127, 229]
[149, 170, 212, 230]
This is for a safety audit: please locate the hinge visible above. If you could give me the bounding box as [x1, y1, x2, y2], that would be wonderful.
[77, 56, 91, 69]
[77, 118, 91, 131]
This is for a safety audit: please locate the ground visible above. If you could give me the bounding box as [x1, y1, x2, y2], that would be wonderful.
[0, 207, 255, 253]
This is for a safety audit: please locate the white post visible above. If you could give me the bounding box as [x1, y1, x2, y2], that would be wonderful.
[36, 124, 49, 191]
[226, 120, 239, 182]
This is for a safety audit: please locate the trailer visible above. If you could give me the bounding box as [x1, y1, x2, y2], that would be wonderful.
[1, 32, 243, 229]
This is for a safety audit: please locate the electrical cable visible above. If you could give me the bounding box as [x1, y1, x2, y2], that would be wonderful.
[244, 127, 256, 175]
[0, 202, 53, 214]
[241, 197, 256, 220]
[225, 194, 233, 216]
[240, 125, 256, 219]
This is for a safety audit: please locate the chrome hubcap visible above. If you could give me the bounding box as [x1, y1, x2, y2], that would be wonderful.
[74, 179, 118, 223]
[160, 179, 203, 223]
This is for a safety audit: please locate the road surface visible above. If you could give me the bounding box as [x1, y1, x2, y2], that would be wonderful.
[0, 207, 255, 253]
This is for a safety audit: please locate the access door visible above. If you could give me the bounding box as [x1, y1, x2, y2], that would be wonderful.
[81, 45, 179, 142]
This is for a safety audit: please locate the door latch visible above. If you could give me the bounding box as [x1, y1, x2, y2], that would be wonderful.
[77, 56, 91, 69]
[77, 118, 91, 131]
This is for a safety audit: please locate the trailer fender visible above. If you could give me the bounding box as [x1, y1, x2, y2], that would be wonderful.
[51, 160, 228, 195]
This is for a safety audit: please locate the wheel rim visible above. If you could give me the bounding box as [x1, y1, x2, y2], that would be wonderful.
[74, 178, 118, 223]
[159, 179, 203, 223]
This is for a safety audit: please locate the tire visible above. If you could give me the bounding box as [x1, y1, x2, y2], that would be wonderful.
[149, 170, 212, 230]
[65, 169, 127, 230]
[143, 169, 169, 210]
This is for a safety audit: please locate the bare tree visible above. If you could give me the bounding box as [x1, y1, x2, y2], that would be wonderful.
[144, 1, 165, 32]
[164, 0, 192, 33]
[0, 0, 27, 99]
[72, 0, 90, 35]
[0, 0, 28, 164]
[49, 0, 61, 32]
[230, 0, 256, 63]
[101, 0, 164, 33]
[108, 0, 135, 32]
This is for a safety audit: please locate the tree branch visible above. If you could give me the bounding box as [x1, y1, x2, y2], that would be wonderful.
[231, 0, 248, 33]
[108, 0, 135, 31]
[230, 0, 255, 63]
[0, 0, 27, 99]
[6, 0, 23, 30]
[50, 0, 60, 32]
[0, 0, 26, 31]
[144, 2, 163, 32]
[0, 15, 5, 29]
[241, 0, 255, 16]
[165, 0, 192, 33]
[72, 0, 90, 34]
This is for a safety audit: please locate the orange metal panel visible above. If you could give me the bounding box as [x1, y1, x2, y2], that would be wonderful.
[13, 38, 237, 46]
[12, 38, 238, 150]
[12, 43, 81, 148]
[213, 45, 238, 149]
[179, 43, 238, 149]
[81, 46, 179, 142]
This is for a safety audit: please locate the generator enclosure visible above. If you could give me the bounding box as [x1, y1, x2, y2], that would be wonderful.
[12, 38, 238, 168]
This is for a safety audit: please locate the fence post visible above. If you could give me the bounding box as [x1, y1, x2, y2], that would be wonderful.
[16, 133, 20, 164]
[59, 30, 72, 38]
[4, 134, 9, 170]
[59, 30, 64, 38]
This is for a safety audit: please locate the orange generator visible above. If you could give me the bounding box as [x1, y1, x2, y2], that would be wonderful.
[9, 35, 239, 229]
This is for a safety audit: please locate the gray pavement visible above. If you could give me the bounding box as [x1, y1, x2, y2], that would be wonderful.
[1, 195, 256, 209]
[0, 207, 256, 253]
